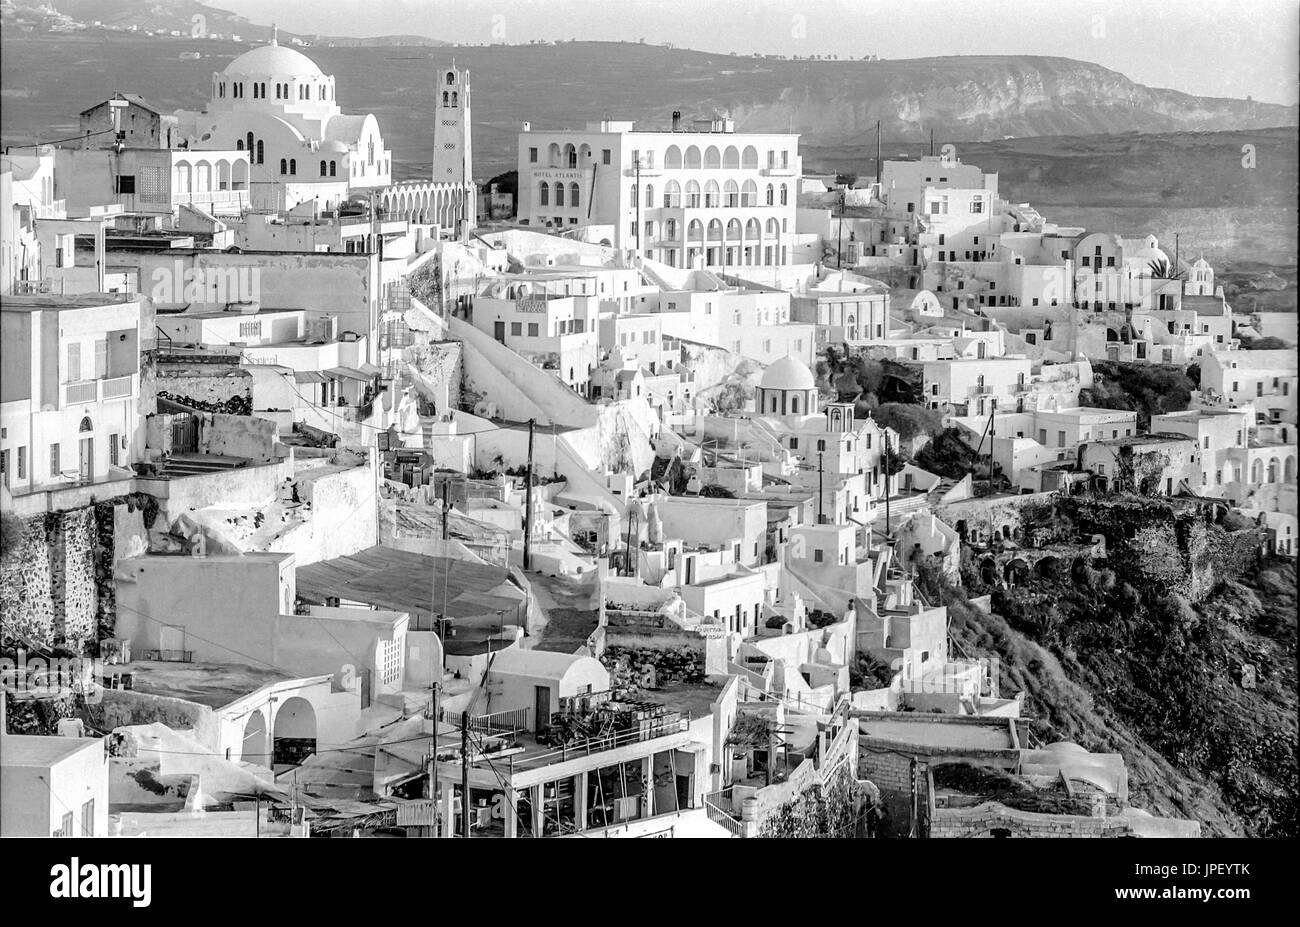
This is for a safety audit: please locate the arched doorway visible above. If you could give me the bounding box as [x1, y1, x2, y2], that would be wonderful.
[241, 708, 270, 767]
[272, 697, 317, 768]
[1004, 558, 1029, 586]
[979, 557, 998, 587]
[1034, 557, 1060, 581]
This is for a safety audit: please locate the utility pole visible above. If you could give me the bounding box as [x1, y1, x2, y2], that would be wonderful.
[460, 710, 471, 838]
[440, 478, 449, 541]
[817, 451, 825, 524]
[836, 191, 845, 269]
[522, 417, 536, 570]
[875, 120, 882, 185]
[883, 431, 892, 538]
[909, 757, 919, 838]
[428, 682, 440, 837]
[988, 399, 997, 497]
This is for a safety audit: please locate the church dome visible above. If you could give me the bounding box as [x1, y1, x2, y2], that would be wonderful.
[223, 43, 326, 80]
[761, 354, 815, 392]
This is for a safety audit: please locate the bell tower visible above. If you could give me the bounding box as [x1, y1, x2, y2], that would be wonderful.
[432, 63, 475, 235]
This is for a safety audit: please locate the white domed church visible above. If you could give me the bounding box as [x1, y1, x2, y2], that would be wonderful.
[756, 354, 820, 424]
[177, 31, 392, 212]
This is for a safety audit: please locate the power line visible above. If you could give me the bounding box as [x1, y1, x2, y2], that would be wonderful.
[5, 127, 117, 151]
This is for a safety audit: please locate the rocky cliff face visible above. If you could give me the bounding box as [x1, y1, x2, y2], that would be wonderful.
[718, 56, 1295, 143]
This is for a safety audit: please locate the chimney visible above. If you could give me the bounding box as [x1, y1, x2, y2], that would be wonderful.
[671, 110, 681, 131]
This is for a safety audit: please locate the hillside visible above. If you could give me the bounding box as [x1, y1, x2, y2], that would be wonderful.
[1, 33, 1293, 176]
[919, 498, 1297, 838]
[0, 0, 445, 47]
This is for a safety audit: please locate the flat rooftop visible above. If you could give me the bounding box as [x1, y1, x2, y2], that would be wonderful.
[296, 546, 523, 622]
[858, 716, 1016, 751]
[1, 293, 136, 311]
[0, 733, 101, 767]
[125, 659, 294, 709]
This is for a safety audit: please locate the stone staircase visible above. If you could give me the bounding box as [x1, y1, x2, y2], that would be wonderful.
[158, 453, 249, 478]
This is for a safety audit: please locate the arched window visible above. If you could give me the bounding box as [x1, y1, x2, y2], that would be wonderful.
[790, 395, 800, 414]
[766, 218, 779, 235]
[565, 144, 577, 168]
[644, 184, 654, 208]
[685, 146, 702, 169]
[686, 180, 701, 208]
[742, 180, 757, 207]
[779, 184, 788, 206]
[329, 161, 336, 177]
[555, 182, 565, 207]
[78, 416, 93, 433]
[724, 180, 739, 208]
[704, 180, 720, 208]
[766, 184, 775, 206]
[289, 159, 296, 176]
[236, 139, 244, 151]
[630, 184, 638, 208]
[539, 181, 549, 206]
[548, 142, 561, 166]
[246, 131, 254, 152]
[664, 181, 681, 208]
[745, 218, 761, 239]
[320, 160, 327, 176]
[280, 158, 288, 174]
[451, 91, 458, 106]
[275, 83, 281, 99]
[723, 146, 740, 169]
[704, 146, 721, 169]
[447, 71, 456, 85]
[741, 145, 759, 169]
[687, 219, 704, 240]
[256, 140, 264, 164]
[570, 182, 580, 207]
[441, 91, 449, 106]
[665, 145, 682, 169]
[707, 218, 723, 239]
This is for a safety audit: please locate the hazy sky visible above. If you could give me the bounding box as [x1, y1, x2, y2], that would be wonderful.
[211, 0, 1300, 105]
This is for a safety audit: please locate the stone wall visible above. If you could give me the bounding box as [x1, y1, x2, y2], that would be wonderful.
[82, 689, 220, 750]
[929, 801, 1136, 838]
[404, 339, 463, 414]
[145, 362, 253, 417]
[1, 498, 153, 652]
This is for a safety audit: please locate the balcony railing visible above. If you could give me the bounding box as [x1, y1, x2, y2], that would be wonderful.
[64, 381, 98, 405]
[102, 375, 134, 399]
[510, 716, 690, 770]
[703, 788, 746, 837]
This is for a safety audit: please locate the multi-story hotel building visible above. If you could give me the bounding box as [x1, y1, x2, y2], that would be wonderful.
[516, 115, 801, 270]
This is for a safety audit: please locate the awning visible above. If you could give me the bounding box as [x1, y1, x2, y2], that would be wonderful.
[293, 370, 326, 384]
[357, 362, 383, 377]
[324, 366, 374, 382]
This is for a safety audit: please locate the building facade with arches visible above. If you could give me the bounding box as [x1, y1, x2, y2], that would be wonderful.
[516, 117, 801, 269]
[177, 35, 393, 212]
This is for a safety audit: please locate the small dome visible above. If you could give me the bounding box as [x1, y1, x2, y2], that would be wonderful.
[223, 43, 326, 80]
[761, 354, 815, 392]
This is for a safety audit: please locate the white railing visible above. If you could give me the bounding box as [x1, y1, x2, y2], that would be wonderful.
[64, 381, 97, 405]
[102, 375, 134, 399]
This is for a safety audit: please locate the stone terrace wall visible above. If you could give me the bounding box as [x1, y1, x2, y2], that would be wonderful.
[930, 801, 1136, 838]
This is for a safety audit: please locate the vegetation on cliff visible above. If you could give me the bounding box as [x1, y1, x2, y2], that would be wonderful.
[918, 497, 1296, 837]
